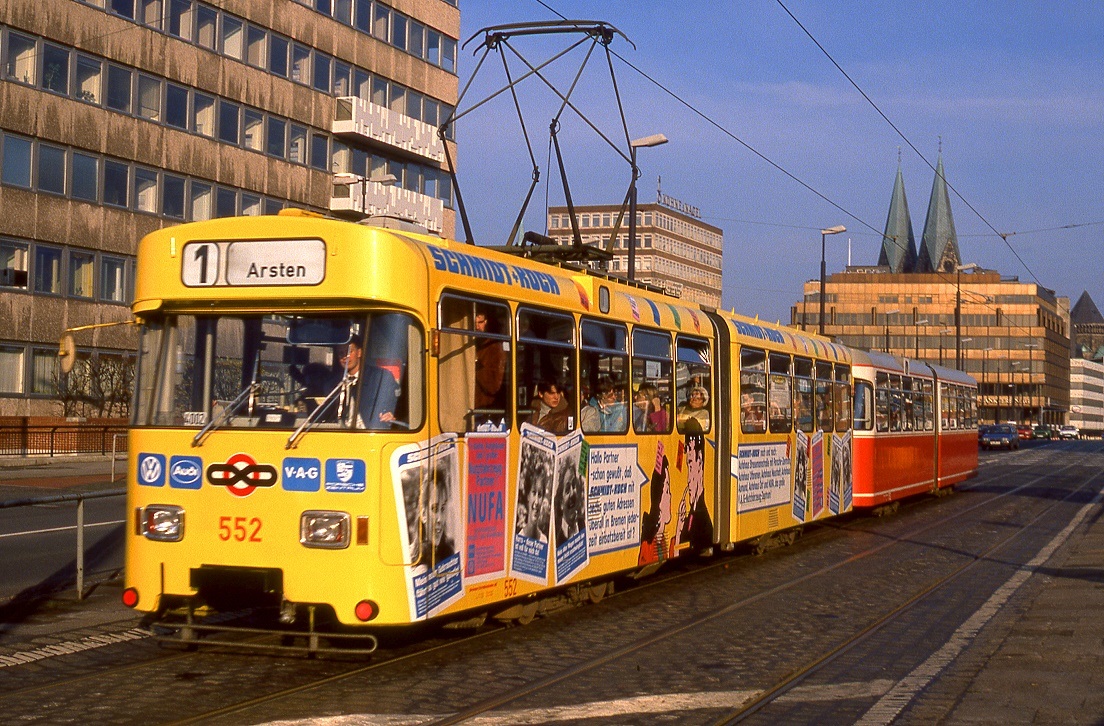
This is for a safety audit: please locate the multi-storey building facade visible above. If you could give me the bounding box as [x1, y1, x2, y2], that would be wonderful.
[791, 155, 1070, 426]
[547, 194, 723, 308]
[793, 268, 1071, 426]
[1069, 357, 1104, 437]
[0, 0, 460, 416]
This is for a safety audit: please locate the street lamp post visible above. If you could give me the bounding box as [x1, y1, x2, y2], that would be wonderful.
[939, 327, 952, 365]
[914, 318, 929, 359]
[984, 347, 994, 422]
[628, 134, 668, 281]
[819, 225, 846, 336]
[884, 308, 899, 353]
[954, 262, 978, 370]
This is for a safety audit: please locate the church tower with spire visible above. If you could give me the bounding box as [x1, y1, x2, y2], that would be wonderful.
[915, 153, 962, 273]
[877, 163, 918, 273]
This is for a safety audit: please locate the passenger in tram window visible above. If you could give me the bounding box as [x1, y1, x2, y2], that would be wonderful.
[529, 378, 571, 434]
[473, 307, 506, 410]
[581, 376, 626, 433]
[740, 392, 766, 433]
[635, 382, 668, 432]
[677, 386, 710, 433]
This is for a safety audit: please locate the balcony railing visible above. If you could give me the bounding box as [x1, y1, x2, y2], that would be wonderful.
[333, 96, 444, 164]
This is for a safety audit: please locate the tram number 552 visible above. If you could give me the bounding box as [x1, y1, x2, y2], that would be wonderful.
[218, 516, 262, 542]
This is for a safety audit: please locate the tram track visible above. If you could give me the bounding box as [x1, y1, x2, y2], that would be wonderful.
[0, 446, 1084, 724]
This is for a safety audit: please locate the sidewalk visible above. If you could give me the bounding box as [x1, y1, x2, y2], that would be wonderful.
[0, 454, 125, 499]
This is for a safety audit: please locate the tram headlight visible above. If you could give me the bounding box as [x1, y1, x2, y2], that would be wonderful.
[300, 511, 350, 549]
[141, 505, 185, 542]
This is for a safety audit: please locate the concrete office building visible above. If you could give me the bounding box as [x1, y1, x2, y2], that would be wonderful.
[792, 156, 1071, 426]
[0, 0, 460, 417]
[1069, 357, 1104, 437]
[547, 190, 724, 308]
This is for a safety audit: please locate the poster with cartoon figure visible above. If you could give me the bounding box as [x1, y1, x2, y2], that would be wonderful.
[511, 423, 556, 584]
[829, 431, 843, 515]
[675, 434, 714, 557]
[553, 429, 588, 584]
[792, 430, 809, 522]
[638, 441, 673, 566]
[839, 430, 853, 511]
[390, 434, 463, 620]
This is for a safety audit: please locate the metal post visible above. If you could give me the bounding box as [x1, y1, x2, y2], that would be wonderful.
[819, 231, 826, 336]
[955, 269, 962, 370]
[76, 498, 85, 600]
[627, 147, 638, 282]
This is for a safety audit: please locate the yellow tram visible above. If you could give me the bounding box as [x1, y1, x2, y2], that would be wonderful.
[123, 211, 859, 642]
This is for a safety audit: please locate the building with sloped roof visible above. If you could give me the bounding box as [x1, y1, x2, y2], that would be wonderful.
[1071, 291, 1104, 360]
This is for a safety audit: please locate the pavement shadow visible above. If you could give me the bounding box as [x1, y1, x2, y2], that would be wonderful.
[0, 523, 125, 630]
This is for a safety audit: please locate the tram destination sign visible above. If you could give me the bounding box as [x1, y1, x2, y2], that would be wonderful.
[181, 239, 326, 287]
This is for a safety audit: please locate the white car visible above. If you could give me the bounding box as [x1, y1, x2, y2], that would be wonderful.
[1058, 425, 1079, 440]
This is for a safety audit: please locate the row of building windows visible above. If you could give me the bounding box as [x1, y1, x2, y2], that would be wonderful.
[654, 233, 722, 268]
[0, 130, 452, 216]
[1, 26, 456, 192]
[548, 210, 723, 250]
[2, 236, 135, 303]
[803, 309, 1040, 330]
[74, 0, 458, 74]
[0, 344, 60, 396]
[0, 132, 299, 219]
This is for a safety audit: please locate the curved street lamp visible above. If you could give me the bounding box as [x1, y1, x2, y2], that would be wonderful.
[819, 225, 846, 336]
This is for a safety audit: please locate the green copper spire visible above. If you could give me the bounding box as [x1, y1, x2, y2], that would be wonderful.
[916, 154, 961, 273]
[878, 165, 918, 273]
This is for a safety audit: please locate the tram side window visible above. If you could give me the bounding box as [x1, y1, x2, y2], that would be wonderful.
[437, 295, 512, 434]
[874, 372, 889, 432]
[956, 389, 966, 429]
[516, 308, 576, 433]
[889, 374, 903, 432]
[834, 364, 851, 432]
[675, 336, 712, 434]
[939, 382, 955, 429]
[795, 357, 814, 433]
[853, 380, 874, 431]
[631, 329, 672, 434]
[768, 352, 792, 434]
[922, 379, 931, 430]
[901, 377, 915, 432]
[815, 361, 833, 432]
[740, 347, 767, 434]
[967, 389, 977, 427]
[579, 320, 628, 434]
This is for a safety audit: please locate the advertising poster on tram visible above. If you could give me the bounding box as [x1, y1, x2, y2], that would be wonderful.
[585, 444, 645, 556]
[829, 431, 852, 515]
[552, 430, 588, 584]
[511, 424, 556, 584]
[810, 431, 825, 517]
[792, 430, 809, 522]
[464, 433, 509, 584]
[735, 441, 792, 513]
[390, 434, 464, 620]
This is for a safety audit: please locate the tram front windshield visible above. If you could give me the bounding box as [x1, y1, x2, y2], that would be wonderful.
[132, 312, 422, 431]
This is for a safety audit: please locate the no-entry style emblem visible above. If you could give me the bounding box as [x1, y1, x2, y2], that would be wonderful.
[206, 452, 278, 497]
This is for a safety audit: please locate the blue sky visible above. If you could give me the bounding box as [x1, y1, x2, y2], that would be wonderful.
[455, 1, 1104, 323]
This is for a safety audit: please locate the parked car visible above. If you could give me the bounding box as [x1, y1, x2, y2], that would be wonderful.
[1016, 425, 1033, 440]
[980, 424, 1019, 450]
[1033, 425, 1054, 440]
[977, 424, 993, 444]
[1058, 425, 1080, 440]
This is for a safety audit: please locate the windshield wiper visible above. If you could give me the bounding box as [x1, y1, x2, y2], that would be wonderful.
[192, 381, 258, 447]
[285, 375, 352, 449]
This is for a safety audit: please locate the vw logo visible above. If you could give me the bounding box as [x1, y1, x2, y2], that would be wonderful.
[137, 454, 164, 486]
